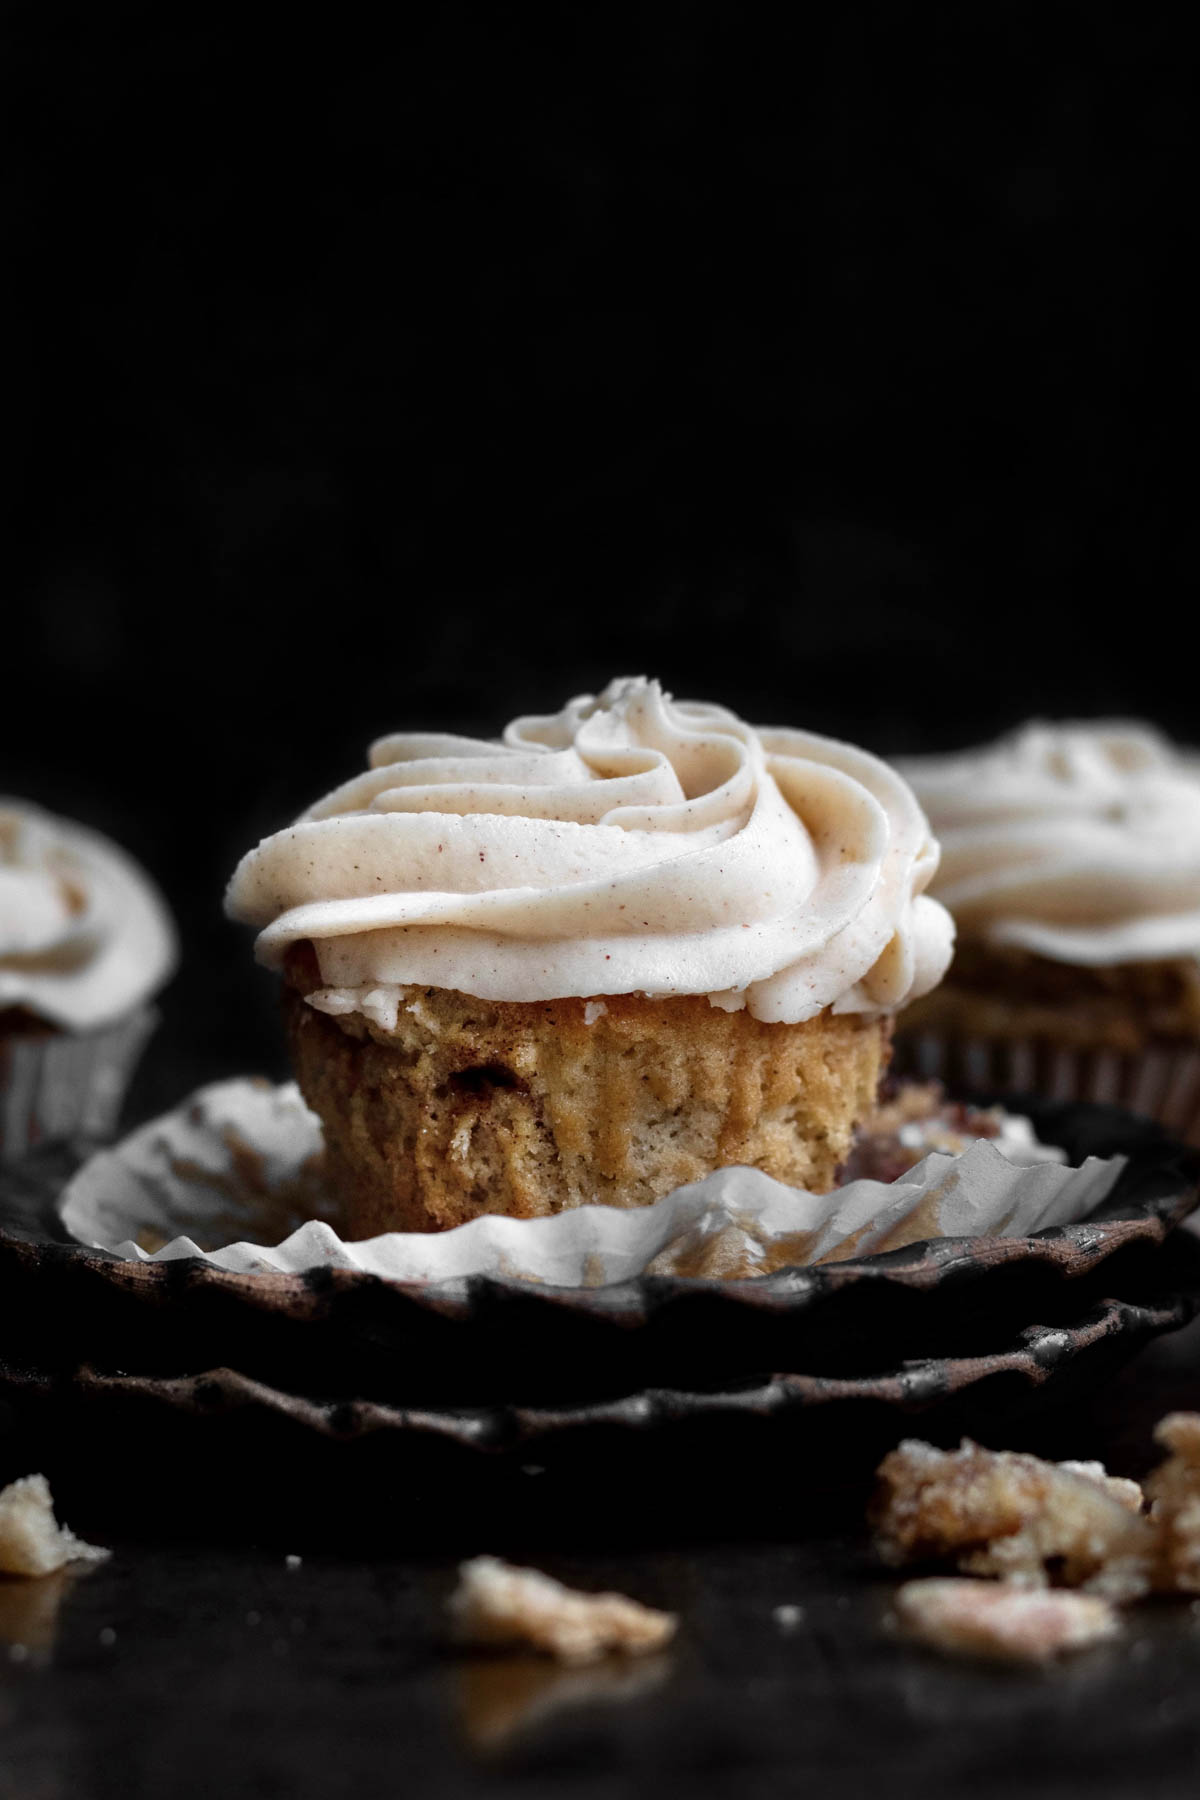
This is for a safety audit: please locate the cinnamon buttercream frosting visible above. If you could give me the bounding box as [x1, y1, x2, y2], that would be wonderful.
[225, 678, 953, 1024]
[0, 801, 177, 1030]
[898, 721, 1200, 967]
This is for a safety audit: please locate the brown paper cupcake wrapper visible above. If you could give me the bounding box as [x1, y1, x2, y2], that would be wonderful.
[900, 1033, 1200, 1148]
[0, 1007, 159, 1162]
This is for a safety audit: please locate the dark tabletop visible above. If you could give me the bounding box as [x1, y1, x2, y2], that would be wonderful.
[3, 1278, 1200, 1800]
[6, 6, 1200, 1792]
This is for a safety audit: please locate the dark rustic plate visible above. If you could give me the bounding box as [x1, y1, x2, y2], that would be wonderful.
[0, 1097, 1197, 1412]
[0, 1292, 1187, 1450]
[2, 1288, 1195, 1552]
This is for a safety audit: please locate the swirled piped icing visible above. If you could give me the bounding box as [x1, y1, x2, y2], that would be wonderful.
[898, 721, 1200, 966]
[0, 802, 178, 1030]
[225, 678, 953, 1023]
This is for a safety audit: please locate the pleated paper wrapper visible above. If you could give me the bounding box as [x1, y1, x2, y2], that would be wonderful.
[0, 1007, 159, 1163]
[53, 1078, 1129, 1288]
[901, 1031, 1200, 1148]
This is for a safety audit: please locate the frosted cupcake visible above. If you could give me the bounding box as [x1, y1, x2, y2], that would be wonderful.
[226, 678, 953, 1235]
[897, 721, 1200, 1126]
[1, 802, 177, 1158]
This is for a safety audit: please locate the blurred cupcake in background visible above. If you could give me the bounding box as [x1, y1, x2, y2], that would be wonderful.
[0, 801, 177, 1159]
[896, 721, 1200, 1137]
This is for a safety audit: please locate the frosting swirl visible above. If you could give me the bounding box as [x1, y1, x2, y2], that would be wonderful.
[226, 678, 952, 1023]
[898, 721, 1200, 966]
[0, 801, 178, 1030]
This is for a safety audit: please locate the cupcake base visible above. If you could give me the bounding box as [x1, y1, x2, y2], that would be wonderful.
[0, 1006, 159, 1162]
[897, 1031, 1200, 1147]
[900, 943, 1200, 1053]
[896, 944, 1200, 1145]
[282, 981, 892, 1236]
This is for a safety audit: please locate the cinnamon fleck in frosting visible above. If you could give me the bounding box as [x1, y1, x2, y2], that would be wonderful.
[226, 678, 952, 1024]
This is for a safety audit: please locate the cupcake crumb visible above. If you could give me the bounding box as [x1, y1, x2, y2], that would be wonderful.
[893, 1578, 1119, 1663]
[870, 1438, 1153, 1600]
[0, 1474, 109, 1578]
[1145, 1413, 1200, 1592]
[447, 1556, 676, 1665]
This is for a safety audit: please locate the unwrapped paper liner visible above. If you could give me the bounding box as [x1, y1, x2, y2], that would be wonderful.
[54, 1078, 1127, 1287]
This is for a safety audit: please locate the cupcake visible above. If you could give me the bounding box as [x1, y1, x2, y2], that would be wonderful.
[225, 678, 953, 1235]
[896, 721, 1200, 1125]
[0, 801, 177, 1158]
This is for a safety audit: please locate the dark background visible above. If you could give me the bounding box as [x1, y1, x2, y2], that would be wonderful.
[5, 3, 1196, 1111]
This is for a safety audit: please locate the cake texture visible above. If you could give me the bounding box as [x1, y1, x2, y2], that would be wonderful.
[871, 1437, 1153, 1600]
[227, 678, 951, 1234]
[447, 1556, 676, 1664]
[901, 939, 1200, 1053]
[283, 952, 891, 1233]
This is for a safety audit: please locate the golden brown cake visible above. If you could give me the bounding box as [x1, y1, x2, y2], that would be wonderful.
[283, 951, 891, 1234]
[1144, 1413, 1200, 1594]
[870, 1437, 1153, 1600]
[227, 678, 952, 1235]
[902, 940, 1200, 1053]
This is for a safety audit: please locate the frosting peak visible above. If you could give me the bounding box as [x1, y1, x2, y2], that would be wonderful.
[899, 721, 1200, 966]
[0, 802, 178, 1030]
[226, 678, 953, 1023]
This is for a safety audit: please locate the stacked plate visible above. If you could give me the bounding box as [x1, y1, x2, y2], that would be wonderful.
[0, 1092, 1196, 1453]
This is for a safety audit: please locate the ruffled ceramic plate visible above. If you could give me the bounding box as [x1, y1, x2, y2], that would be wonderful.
[0, 1085, 1197, 1420]
[1, 1288, 1195, 1552]
[0, 1291, 1187, 1450]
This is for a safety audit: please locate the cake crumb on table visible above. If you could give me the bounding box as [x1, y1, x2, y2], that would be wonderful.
[894, 1578, 1119, 1663]
[448, 1556, 677, 1665]
[871, 1415, 1200, 1664]
[1056, 1460, 1146, 1513]
[870, 1438, 1154, 1600]
[0, 1474, 109, 1578]
[1146, 1412, 1200, 1593]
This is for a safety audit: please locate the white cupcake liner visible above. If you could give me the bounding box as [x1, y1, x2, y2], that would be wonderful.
[902, 1032, 1200, 1147]
[55, 1077, 1126, 1287]
[0, 1006, 159, 1163]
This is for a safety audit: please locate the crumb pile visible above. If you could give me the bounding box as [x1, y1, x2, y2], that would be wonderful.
[872, 1415, 1200, 1662]
[1143, 1412, 1200, 1592]
[871, 1438, 1153, 1601]
[846, 1080, 1065, 1183]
